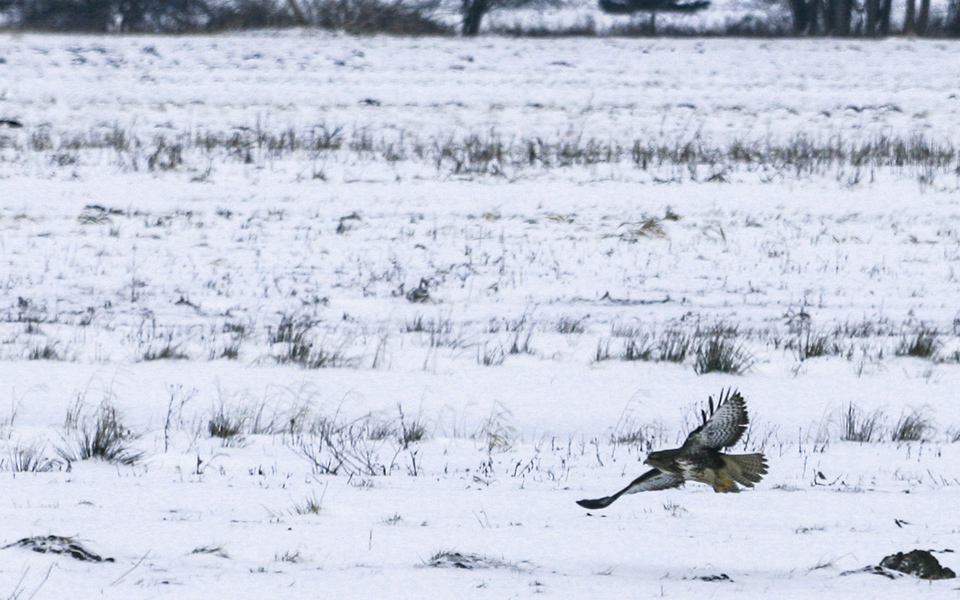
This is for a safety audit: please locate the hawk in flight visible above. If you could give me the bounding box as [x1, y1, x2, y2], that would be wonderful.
[577, 389, 767, 510]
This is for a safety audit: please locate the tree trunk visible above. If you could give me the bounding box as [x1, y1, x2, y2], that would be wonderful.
[461, 0, 489, 35]
[878, 0, 892, 34]
[950, 0, 960, 36]
[287, 0, 307, 24]
[864, 0, 879, 34]
[833, 0, 850, 34]
[788, 0, 811, 33]
[916, 0, 929, 34]
[812, 0, 824, 33]
[903, 0, 915, 33]
[823, 0, 835, 32]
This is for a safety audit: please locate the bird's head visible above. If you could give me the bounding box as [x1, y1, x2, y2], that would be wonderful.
[644, 449, 679, 472]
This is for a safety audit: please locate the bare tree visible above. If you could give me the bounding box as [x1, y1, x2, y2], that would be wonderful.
[460, 0, 489, 34]
[832, 0, 851, 34]
[916, 0, 930, 33]
[863, 0, 895, 34]
[903, 0, 915, 32]
[949, 0, 960, 35]
[787, 0, 815, 34]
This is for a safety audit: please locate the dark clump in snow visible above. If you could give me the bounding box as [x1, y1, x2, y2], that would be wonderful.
[879, 550, 955, 580]
[699, 573, 733, 582]
[425, 551, 531, 572]
[841, 565, 901, 579]
[2, 535, 114, 563]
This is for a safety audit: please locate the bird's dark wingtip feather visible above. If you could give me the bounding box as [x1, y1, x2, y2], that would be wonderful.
[576, 497, 614, 510]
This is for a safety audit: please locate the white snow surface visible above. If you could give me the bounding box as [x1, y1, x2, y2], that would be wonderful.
[1, 32, 960, 598]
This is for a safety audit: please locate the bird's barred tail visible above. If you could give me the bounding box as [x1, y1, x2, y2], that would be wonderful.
[723, 453, 768, 488]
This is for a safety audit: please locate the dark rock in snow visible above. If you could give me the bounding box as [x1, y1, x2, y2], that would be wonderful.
[405, 278, 431, 303]
[880, 550, 955, 580]
[2, 535, 114, 562]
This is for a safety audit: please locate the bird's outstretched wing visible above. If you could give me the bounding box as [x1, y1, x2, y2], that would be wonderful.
[576, 469, 685, 510]
[682, 388, 749, 450]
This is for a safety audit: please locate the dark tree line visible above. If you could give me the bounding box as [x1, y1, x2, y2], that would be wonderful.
[1, 0, 959, 36]
[591, 0, 960, 37]
[1, 0, 292, 31]
[11, 0, 208, 31]
[787, 0, 958, 35]
[0, 0, 452, 31]
[788, 0, 891, 34]
[595, 0, 960, 36]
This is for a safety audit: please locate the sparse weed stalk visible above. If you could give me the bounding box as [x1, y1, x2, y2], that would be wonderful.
[367, 420, 395, 441]
[508, 328, 535, 355]
[604, 327, 689, 363]
[5, 442, 61, 472]
[404, 315, 429, 333]
[610, 422, 663, 453]
[59, 403, 143, 465]
[292, 491, 324, 515]
[662, 500, 688, 517]
[295, 417, 399, 477]
[381, 513, 403, 525]
[694, 334, 753, 375]
[405, 314, 466, 349]
[272, 320, 358, 369]
[164, 384, 195, 453]
[26, 341, 65, 361]
[890, 408, 932, 442]
[621, 335, 653, 361]
[796, 329, 838, 361]
[594, 339, 613, 362]
[555, 316, 587, 334]
[214, 340, 242, 360]
[657, 329, 692, 363]
[147, 137, 184, 171]
[271, 314, 304, 344]
[476, 403, 517, 453]
[895, 327, 939, 359]
[208, 404, 246, 443]
[129, 319, 190, 362]
[610, 322, 641, 338]
[840, 403, 885, 443]
[478, 343, 505, 366]
[15, 124, 960, 186]
[275, 550, 303, 563]
[141, 339, 189, 361]
[210, 323, 245, 360]
[397, 404, 427, 449]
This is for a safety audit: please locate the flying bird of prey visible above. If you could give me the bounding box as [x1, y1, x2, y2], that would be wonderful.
[577, 389, 767, 510]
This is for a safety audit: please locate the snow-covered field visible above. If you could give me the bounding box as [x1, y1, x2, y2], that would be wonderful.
[2, 32, 960, 598]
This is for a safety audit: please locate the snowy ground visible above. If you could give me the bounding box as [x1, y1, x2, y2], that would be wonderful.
[2, 32, 960, 598]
